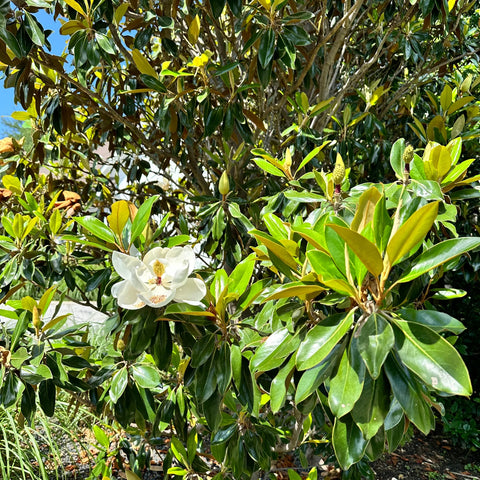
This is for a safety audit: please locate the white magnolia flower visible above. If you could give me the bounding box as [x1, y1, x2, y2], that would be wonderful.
[111, 246, 206, 310]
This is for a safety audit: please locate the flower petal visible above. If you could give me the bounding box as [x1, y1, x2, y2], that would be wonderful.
[112, 251, 143, 280]
[166, 246, 196, 274]
[112, 280, 145, 310]
[141, 284, 176, 308]
[142, 247, 168, 266]
[173, 278, 206, 305]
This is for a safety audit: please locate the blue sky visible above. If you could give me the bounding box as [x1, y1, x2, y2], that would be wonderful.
[0, 10, 66, 121]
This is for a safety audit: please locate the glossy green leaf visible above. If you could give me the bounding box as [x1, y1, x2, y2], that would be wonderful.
[191, 332, 216, 368]
[389, 138, 406, 179]
[258, 29, 276, 68]
[307, 250, 356, 297]
[328, 341, 365, 418]
[357, 313, 394, 379]
[251, 328, 299, 372]
[76, 216, 117, 244]
[351, 186, 382, 233]
[226, 253, 256, 300]
[296, 311, 354, 371]
[295, 345, 341, 404]
[396, 237, 480, 283]
[392, 319, 472, 396]
[110, 367, 128, 403]
[263, 282, 326, 301]
[254, 158, 285, 177]
[93, 425, 110, 448]
[351, 373, 388, 440]
[20, 364, 53, 384]
[24, 11, 45, 46]
[38, 379, 55, 416]
[384, 201, 439, 271]
[384, 355, 434, 435]
[251, 230, 298, 271]
[397, 309, 465, 334]
[213, 345, 231, 397]
[196, 354, 217, 403]
[171, 436, 189, 467]
[130, 195, 158, 243]
[140, 74, 168, 93]
[270, 354, 296, 413]
[131, 364, 161, 389]
[292, 225, 328, 253]
[327, 224, 383, 277]
[333, 415, 368, 470]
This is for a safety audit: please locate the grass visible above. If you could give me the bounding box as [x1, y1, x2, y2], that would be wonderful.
[0, 394, 98, 479]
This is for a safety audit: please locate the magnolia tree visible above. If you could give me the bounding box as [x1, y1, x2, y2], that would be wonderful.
[1, 0, 480, 478]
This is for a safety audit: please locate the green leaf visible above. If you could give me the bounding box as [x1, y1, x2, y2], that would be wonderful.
[209, 0, 227, 17]
[390, 138, 406, 179]
[227, 0, 241, 15]
[384, 201, 439, 271]
[38, 379, 55, 416]
[296, 311, 354, 371]
[76, 216, 117, 244]
[10, 347, 29, 369]
[24, 12, 45, 46]
[258, 29, 276, 68]
[140, 73, 168, 93]
[254, 158, 285, 177]
[327, 224, 383, 277]
[93, 425, 110, 448]
[171, 436, 190, 467]
[251, 328, 299, 372]
[351, 373, 389, 440]
[49, 208, 62, 235]
[131, 364, 161, 389]
[384, 355, 434, 435]
[357, 313, 394, 379]
[295, 142, 329, 175]
[307, 250, 356, 297]
[130, 195, 158, 243]
[270, 354, 296, 413]
[396, 237, 480, 283]
[392, 319, 472, 396]
[292, 225, 328, 253]
[20, 364, 53, 384]
[351, 186, 382, 233]
[110, 367, 128, 403]
[226, 253, 256, 300]
[38, 285, 57, 315]
[295, 345, 341, 404]
[263, 282, 325, 301]
[212, 423, 237, 445]
[333, 415, 368, 470]
[191, 332, 216, 368]
[397, 309, 465, 334]
[328, 341, 365, 418]
[251, 230, 298, 271]
[215, 344, 232, 395]
[263, 212, 289, 239]
[205, 107, 224, 136]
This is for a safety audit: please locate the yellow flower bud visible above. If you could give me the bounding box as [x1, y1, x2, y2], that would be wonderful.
[332, 153, 345, 186]
[32, 305, 42, 332]
[117, 339, 126, 351]
[402, 145, 414, 165]
[219, 171, 230, 196]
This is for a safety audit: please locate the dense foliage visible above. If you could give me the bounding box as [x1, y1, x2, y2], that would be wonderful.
[1, 0, 480, 478]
